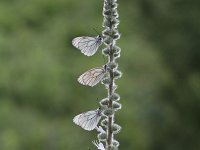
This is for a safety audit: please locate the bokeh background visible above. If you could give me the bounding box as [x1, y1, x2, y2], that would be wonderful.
[0, 0, 200, 150]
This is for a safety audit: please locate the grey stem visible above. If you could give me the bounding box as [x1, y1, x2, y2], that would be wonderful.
[102, 0, 121, 149]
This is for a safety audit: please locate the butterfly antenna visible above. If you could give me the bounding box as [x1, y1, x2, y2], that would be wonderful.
[96, 97, 99, 102]
[93, 28, 101, 36]
[96, 98, 102, 108]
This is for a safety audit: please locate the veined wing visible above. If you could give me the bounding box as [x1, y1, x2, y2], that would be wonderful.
[78, 65, 107, 87]
[72, 36, 102, 56]
[73, 108, 102, 131]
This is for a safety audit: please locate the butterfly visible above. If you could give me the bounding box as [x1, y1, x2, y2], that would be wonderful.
[78, 65, 107, 87]
[73, 108, 102, 131]
[95, 126, 106, 133]
[92, 140, 105, 150]
[72, 35, 102, 56]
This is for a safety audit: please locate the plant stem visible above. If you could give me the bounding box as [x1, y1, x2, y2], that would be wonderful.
[107, 45, 114, 149]
[102, 0, 121, 149]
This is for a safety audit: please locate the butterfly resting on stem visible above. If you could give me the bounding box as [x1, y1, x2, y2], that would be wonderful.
[72, 35, 103, 56]
[73, 108, 102, 131]
[92, 140, 105, 150]
[78, 65, 108, 87]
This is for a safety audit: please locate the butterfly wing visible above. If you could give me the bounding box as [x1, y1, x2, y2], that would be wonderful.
[72, 36, 102, 56]
[73, 109, 101, 131]
[78, 66, 106, 87]
[92, 141, 105, 150]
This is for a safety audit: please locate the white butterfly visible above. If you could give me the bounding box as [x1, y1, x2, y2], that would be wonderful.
[78, 65, 107, 87]
[92, 140, 105, 150]
[72, 35, 102, 56]
[73, 108, 102, 131]
[95, 126, 106, 133]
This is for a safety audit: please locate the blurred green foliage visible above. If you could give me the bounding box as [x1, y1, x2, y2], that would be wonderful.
[0, 0, 199, 150]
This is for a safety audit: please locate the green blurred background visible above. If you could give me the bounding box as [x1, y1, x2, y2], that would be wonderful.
[0, 0, 200, 149]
